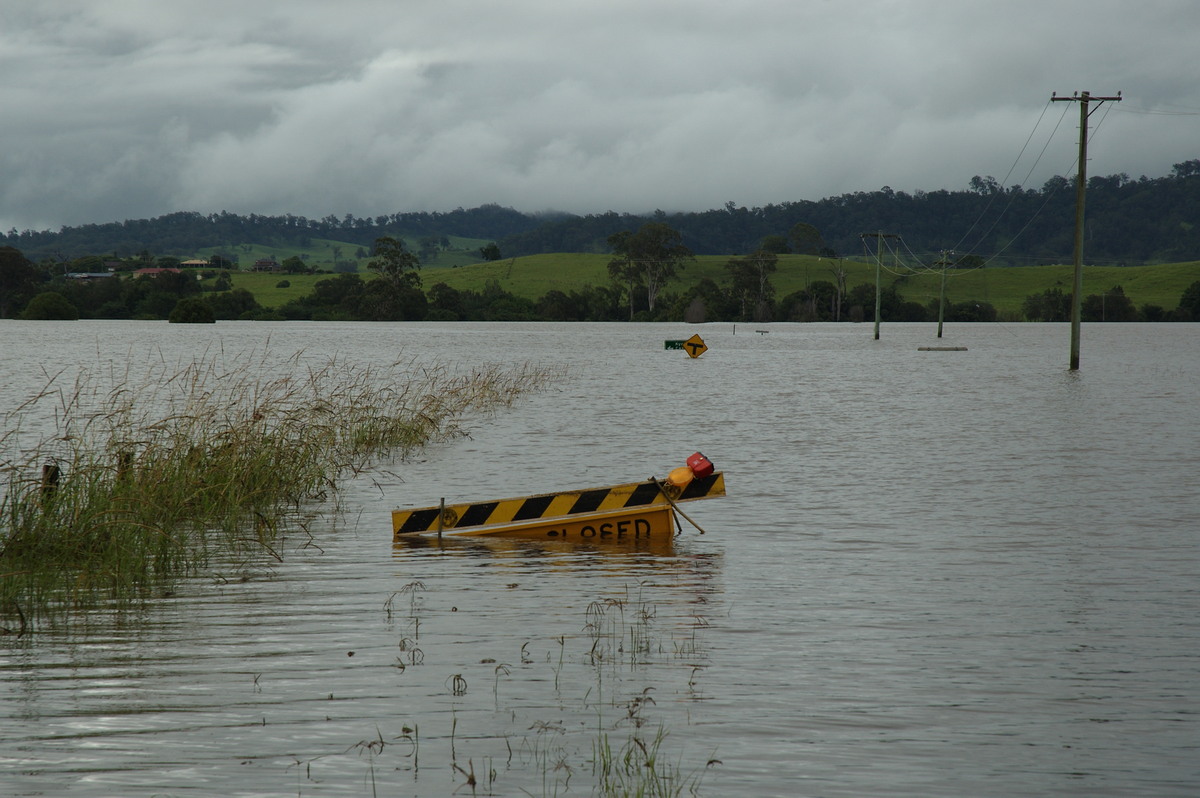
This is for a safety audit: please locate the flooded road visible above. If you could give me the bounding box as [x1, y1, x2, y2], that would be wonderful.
[3, 320, 1198, 796]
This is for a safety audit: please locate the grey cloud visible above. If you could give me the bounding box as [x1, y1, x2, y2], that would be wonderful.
[2, 0, 1198, 232]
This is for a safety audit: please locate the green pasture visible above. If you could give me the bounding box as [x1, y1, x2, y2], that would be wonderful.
[410, 254, 1199, 315]
[209, 252, 1199, 315]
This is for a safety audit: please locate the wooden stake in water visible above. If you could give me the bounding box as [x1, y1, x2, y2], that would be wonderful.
[41, 462, 61, 503]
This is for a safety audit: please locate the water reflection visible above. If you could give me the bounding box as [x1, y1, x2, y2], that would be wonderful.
[394, 530, 679, 557]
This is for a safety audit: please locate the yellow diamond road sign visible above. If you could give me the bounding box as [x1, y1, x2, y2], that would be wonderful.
[684, 333, 707, 358]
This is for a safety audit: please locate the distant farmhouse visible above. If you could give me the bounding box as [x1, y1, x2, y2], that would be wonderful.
[252, 257, 280, 272]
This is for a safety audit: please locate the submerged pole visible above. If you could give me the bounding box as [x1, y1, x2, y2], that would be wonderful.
[1068, 92, 1089, 370]
[873, 233, 883, 340]
[936, 250, 952, 338]
[860, 232, 899, 340]
[1051, 90, 1121, 370]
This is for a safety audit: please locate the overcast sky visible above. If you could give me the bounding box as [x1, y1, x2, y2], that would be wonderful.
[3, 0, 1199, 233]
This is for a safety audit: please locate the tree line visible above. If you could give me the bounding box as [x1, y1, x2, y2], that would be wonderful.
[4, 160, 1199, 266]
[4, 234, 1199, 324]
[500, 160, 1200, 264]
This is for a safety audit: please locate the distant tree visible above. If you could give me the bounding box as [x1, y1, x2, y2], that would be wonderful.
[0, 246, 42, 317]
[282, 255, 307, 273]
[1022, 287, 1072, 322]
[725, 250, 777, 321]
[671, 277, 735, 323]
[780, 280, 839, 322]
[955, 254, 986, 270]
[844, 282, 910, 322]
[70, 254, 108, 272]
[153, 270, 202, 297]
[479, 280, 537, 320]
[535, 289, 578, 321]
[19, 291, 78, 320]
[427, 282, 466, 320]
[357, 279, 427, 321]
[368, 236, 421, 291]
[828, 262, 848, 321]
[168, 297, 216, 323]
[418, 236, 442, 262]
[1140, 304, 1167, 322]
[787, 222, 826, 256]
[759, 235, 790, 254]
[1171, 159, 1200, 178]
[969, 175, 1001, 195]
[1178, 280, 1200, 320]
[564, 284, 622, 321]
[479, 243, 502, 261]
[206, 288, 261, 320]
[892, 299, 929, 322]
[607, 222, 693, 319]
[606, 241, 644, 321]
[1082, 285, 1138, 322]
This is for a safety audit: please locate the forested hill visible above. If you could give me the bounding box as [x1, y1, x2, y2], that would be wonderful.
[5, 160, 1200, 265]
[497, 161, 1200, 265]
[2, 204, 546, 263]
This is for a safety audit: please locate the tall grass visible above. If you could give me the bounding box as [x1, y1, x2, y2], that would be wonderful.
[1, 353, 560, 629]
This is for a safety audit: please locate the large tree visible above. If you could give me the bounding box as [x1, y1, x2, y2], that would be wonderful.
[0, 246, 41, 318]
[788, 222, 827, 256]
[1178, 280, 1200, 320]
[724, 249, 777, 321]
[607, 222, 693, 319]
[368, 236, 421, 291]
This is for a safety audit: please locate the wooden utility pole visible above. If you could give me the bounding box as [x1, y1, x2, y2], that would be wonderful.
[1050, 90, 1122, 370]
[860, 232, 900, 339]
[935, 250, 954, 338]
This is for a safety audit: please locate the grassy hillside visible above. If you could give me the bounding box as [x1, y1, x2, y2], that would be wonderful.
[216, 253, 1199, 315]
[416, 254, 1199, 315]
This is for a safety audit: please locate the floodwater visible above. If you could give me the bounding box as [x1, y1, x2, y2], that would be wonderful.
[1, 320, 1198, 797]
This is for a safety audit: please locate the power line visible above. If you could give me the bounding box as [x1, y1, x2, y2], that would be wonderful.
[951, 99, 1065, 255]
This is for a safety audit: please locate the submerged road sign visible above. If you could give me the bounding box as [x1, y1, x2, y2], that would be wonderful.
[392, 473, 726, 537]
[684, 333, 707, 358]
[392, 473, 725, 551]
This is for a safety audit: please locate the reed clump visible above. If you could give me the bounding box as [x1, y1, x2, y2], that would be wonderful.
[1, 353, 560, 628]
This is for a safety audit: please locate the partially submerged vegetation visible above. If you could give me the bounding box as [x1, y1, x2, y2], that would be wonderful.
[351, 581, 718, 796]
[0, 353, 560, 630]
